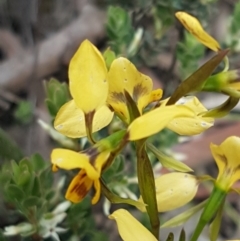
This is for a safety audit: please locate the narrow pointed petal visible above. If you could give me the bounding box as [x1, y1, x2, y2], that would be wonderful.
[54, 100, 113, 138]
[109, 209, 158, 241]
[51, 149, 99, 180]
[92, 179, 101, 204]
[94, 151, 110, 173]
[65, 170, 93, 203]
[175, 12, 220, 52]
[69, 40, 108, 113]
[128, 105, 194, 140]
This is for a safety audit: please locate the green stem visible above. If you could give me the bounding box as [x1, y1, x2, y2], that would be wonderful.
[136, 139, 160, 239]
[223, 56, 229, 72]
[85, 112, 96, 144]
[100, 179, 146, 210]
[190, 186, 226, 241]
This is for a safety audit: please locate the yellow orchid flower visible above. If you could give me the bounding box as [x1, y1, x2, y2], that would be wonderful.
[175, 11, 221, 52]
[54, 40, 113, 138]
[138, 173, 199, 212]
[210, 136, 240, 191]
[51, 148, 110, 204]
[164, 96, 214, 135]
[107, 57, 162, 123]
[109, 209, 158, 241]
[127, 96, 213, 140]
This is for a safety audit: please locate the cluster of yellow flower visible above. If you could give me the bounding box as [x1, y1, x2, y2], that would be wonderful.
[50, 11, 240, 241]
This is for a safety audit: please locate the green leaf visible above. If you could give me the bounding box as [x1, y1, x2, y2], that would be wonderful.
[53, 88, 68, 110]
[0, 128, 23, 161]
[103, 48, 116, 69]
[114, 155, 125, 173]
[39, 168, 54, 190]
[44, 78, 70, 117]
[100, 179, 146, 211]
[13, 101, 33, 124]
[106, 6, 134, 54]
[179, 229, 186, 241]
[136, 140, 159, 238]
[45, 190, 55, 201]
[147, 143, 193, 172]
[161, 199, 208, 228]
[167, 49, 229, 105]
[19, 158, 32, 172]
[166, 233, 174, 241]
[0, 231, 7, 241]
[22, 196, 40, 208]
[11, 160, 21, 184]
[30, 153, 46, 172]
[13, 158, 32, 186]
[6, 184, 25, 202]
[31, 177, 41, 197]
[0, 162, 12, 183]
[203, 96, 239, 118]
[45, 99, 58, 117]
[44, 78, 59, 99]
[230, 1, 240, 34]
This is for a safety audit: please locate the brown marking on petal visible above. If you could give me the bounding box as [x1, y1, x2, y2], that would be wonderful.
[85, 110, 95, 130]
[218, 153, 228, 167]
[107, 104, 115, 112]
[234, 164, 240, 173]
[52, 165, 58, 172]
[133, 83, 149, 102]
[69, 174, 91, 199]
[110, 92, 126, 103]
[71, 183, 88, 198]
[83, 146, 99, 158]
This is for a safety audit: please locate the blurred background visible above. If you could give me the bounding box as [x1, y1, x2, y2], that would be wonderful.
[0, 0, 240, 240]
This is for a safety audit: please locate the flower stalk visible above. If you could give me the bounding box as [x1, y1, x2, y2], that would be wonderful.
[136, 139, 160, 239]
[190, 185, 226, 241]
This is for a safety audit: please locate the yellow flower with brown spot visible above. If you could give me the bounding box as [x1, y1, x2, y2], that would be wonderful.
[51, 148, 110, 204]
[107, 57, 162, 123]
[210, 136, 240, 191]
[54, 40, 113, 138]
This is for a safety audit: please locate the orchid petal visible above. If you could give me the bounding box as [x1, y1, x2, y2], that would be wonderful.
[65, 170, 93, 203]
[69, 40, 108, 113]
[211, 136, 240, 189]
[54, 100, 113, 138]
[128, 105, 194, 140]
[108, 57, 157, 122]
[51, 148, 99, 180]
[175, 12, 220, 52]
[109, 209, 158, 241]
